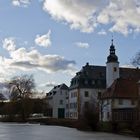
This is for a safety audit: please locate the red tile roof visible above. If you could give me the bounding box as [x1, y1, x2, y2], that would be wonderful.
[101, 78, 139, 99]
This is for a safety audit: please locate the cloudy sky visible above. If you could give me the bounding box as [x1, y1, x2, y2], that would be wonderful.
[0, 0, 140, 93]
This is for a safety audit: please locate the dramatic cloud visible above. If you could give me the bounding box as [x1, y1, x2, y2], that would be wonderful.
[35, 30, 51, 48]
[0, 56, 16, 82]
[10, 51, 76, 73]
[75, 42, 89, 49]
[45, 82, 57, 87]
[2, 38, 16, 51]
[43, 0, 140, 35]
[0, 37, 76, 76]
[12, 0, 31, 7]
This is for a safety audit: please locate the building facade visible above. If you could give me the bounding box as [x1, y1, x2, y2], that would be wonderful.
[100, 39, 140, 122]
[100, 78, 139, 122]
[46, 84, 69, 118]
[45, 40, 140, 121]
[68, 63, 106, 119]
[68, 40, 140, 120]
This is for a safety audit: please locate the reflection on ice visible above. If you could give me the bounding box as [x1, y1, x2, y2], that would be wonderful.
[0, 123, 137, 140]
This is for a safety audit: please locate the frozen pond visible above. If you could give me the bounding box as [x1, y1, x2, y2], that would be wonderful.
[0, 123, 138, 140]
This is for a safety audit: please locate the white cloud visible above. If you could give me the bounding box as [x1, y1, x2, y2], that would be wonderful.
[35, 30, 51, 48]
[10, 48, 76, 73]
[134, 27, 140, 33]
[43, 0, 140, 35]
[98, 29, 107, 35]
[97, 0, 140, 35]
[0, 37, 77, 85]
[0, 56, 16, 82]
[75, 42, 89, 49]
[40, 82, 57, 88]
[43, 0, 102, 33]
[12, 0, 31, 7]
[120, 64, 135, 68]
[2, 38, 16, 51]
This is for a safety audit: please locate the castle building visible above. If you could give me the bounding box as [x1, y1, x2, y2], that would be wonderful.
[68, 40, 140, 120]
[45, 40, 140, 121]
[100, 40, 140, 122]
[68, 63, 106, 119]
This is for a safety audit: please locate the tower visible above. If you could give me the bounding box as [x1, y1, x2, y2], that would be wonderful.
[106, 39, 119, 88]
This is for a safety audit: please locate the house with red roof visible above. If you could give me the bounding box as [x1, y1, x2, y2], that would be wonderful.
[68, 39, 140, 120]
[100, 78, 139, 122]
[99, 39, 140, 122]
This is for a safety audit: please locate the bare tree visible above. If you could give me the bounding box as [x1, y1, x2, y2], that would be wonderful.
[9, 75, 35, 100]
[131, 51, 140, 67]
[7, 75, 35, 120]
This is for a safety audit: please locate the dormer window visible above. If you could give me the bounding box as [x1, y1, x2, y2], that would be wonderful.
[85, 91, 89, 97]
[53, 91, 56, 95]
[59, 100, 63, 105]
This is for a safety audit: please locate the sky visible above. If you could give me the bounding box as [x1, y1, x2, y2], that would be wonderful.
[0, 0, 140, 94]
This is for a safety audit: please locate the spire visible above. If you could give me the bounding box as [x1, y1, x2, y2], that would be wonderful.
[111, 34, 114, 45]
[110, 39, 115, 55]
[107, 39, 118, 63]
[111, 38, 113, 45]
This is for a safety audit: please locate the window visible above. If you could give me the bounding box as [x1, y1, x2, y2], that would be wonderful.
[71, 92, 73, 98]
[98, 92, 101, 99]
[59, 100, 63, 105]
[107, 99, 109, 104]
[85, 91, 89, 97]
[119, 99, 123, 105]
[71, 92, 77, 98]
[74, 92, 77, 97]
[70, 113, 72, 117]
[74, 112, 77, 117]
[66, 113, 69, 118]
[69, 102, 77, 109]
[92, 80, 95, 85]
[66, 104, 69, 109]
[46, 108, 53, 117]
[65, 92, 67, 96]
[114, 67, 117, 72]
[84, 102, 89, 108]
[74, 103, 77, 109]
[131, 99, 135, 105]
[107, 112, 110, 119]
[53, 91, 56, 95]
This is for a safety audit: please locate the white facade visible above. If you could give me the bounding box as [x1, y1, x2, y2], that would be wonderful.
[101, 98, 137, 122]
[100, 99, 112, 122]
[106, 62, 119, 88]
[68, 89, 79, 119]
[46, 84, 68, 118]
[112, 99, 137, 109]
[69, 88, 104, 119]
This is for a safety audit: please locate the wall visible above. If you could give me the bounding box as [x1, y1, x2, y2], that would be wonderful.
[106, 62, 119, 88]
